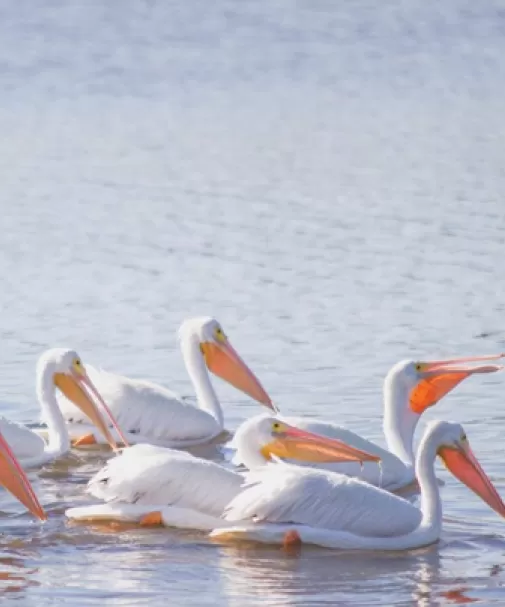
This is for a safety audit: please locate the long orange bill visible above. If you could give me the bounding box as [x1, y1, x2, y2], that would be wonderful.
[439, 442, 505, 517]
[202, 341, 277, 411]
[261, 424, 381, 464]
[0, 431, 46, 520]
[77, 373, 131, 448]
[410, 359, 503, 414]
[54, 372, 128, 450]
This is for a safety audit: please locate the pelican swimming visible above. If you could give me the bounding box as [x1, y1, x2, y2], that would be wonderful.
[58, 318, 274, 449]
[65, 416, 379, 529]
[0, 428, 46, 520]
[1, 348, 126, 468]
[211, 420, 505, 551]
[230, 355, 503, 490]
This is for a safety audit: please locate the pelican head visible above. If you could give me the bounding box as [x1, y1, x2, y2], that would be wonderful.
[386, 354, 503, 418]
[179, 317, 275, 410]
[0, 430, 46, 520]
[428, 420, 505, 517]
[39, 348, 127, 450]
[233, 414, 381, 470]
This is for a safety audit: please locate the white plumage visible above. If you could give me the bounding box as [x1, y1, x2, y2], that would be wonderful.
[230, 356, 503, 490]
[211, 420, 505, 550]
[62, 367, 221, 447]
[88, 444, 242, 516]
[65, 415, 379, 529]
[0, 417, 47, 467]
[4, 348, 120, 468]
[223, 462, 420, 537]
[59, 317, 273, 448]
[65, 443, 245, 529]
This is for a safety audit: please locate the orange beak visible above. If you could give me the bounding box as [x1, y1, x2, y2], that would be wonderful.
[201, 340, 275, 410]
[439, 441, 505, 517]
[409, 354, 503, 414]
[260, 422, 381, 464]
[54, 371, 130, 450]
[0, 431, 46, 521]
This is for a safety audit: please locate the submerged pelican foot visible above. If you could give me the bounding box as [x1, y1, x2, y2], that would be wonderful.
[72, 433, 98, 446]
[139, 511, 163, 527]
[283, 529, 302, 552]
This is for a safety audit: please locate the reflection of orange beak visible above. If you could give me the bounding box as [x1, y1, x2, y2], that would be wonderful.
[0, 432, 46, 521]
[410, 355, 503, 414]
[261, 423, 381, 464]
[201, 341, 275, 410]
[439, 442, 505, 517]
[54, 371, 129, 450]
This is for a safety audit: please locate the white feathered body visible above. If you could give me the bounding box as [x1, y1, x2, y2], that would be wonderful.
[0, 417, 55, 468]
[224, 463, 420, 536]
[211, 462, 431, 550]
[66, 443, 245, 529]
[57, 366, 224, 447]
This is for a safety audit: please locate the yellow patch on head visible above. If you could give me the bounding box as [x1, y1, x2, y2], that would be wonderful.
[271, 421, 287, 434]
[215, 326, 227, 343]
[72, 358, 85, 376]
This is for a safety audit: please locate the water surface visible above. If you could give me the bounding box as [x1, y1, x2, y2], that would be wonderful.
[1, 1, 505, 604]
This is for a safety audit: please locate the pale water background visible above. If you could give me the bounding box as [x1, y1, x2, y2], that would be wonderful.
[0, 0, 505, 605]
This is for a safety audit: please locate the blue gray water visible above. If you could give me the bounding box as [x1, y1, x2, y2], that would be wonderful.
[0, 0, 505, 604]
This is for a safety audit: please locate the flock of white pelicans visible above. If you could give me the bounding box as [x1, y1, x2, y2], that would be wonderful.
[1, 316, 505, 551]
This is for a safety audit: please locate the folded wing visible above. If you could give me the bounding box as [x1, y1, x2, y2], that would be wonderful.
[223, 462, 421, 537]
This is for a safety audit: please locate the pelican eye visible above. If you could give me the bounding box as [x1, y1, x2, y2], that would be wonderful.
[215, 327, 226, 343]
[272, 422, 281, 431]
[415, 363, 422, 372]
[72, 359, 84, 374]
[461, 433, 467, 442]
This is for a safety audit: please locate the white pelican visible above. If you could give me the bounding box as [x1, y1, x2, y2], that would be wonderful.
[58, 317, 274, 449]
[64, 416, 380, 529]
[0, 427, 46, 520]
[230, 354, 503, 490]
[1, 348, 127, 468]
[211, 420, 505, 550]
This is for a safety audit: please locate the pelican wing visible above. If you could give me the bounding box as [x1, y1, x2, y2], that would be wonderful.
[0, 417, 46, 462]
[57, 366, 222, 444]
[87, 444, 243, 517]
[223, 462, 421, 537]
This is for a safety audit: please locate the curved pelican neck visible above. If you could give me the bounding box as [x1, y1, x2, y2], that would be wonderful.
[415, 430, 442, 533]
[383, 376, 420, 466]
[180, 334, 224, 428]
[36, 362, 70, 456]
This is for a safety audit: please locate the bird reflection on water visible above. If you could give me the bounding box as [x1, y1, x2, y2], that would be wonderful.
[0, 553, 40, 597]
[217, 543, 443, 606]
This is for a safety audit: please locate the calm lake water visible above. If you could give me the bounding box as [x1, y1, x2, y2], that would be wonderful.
[1, 0, 505, 604]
